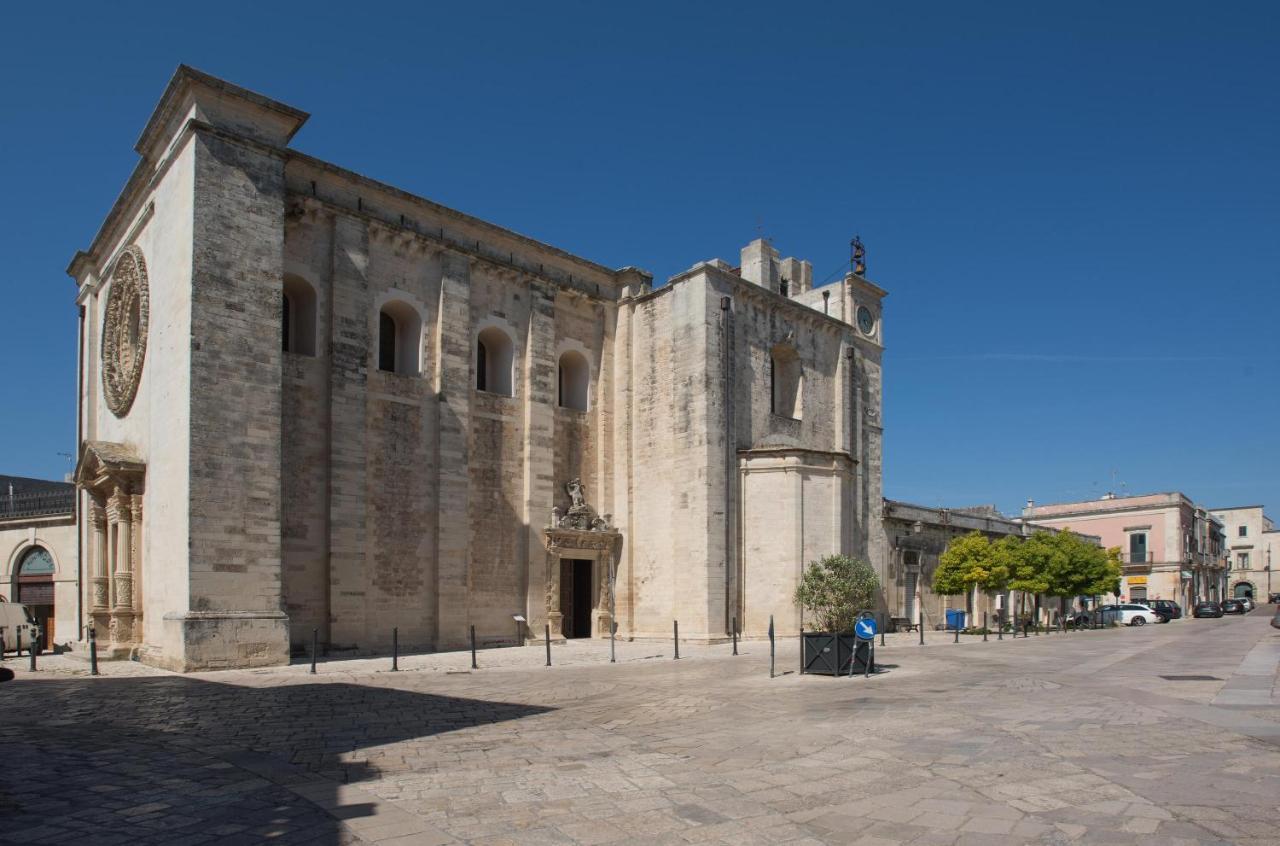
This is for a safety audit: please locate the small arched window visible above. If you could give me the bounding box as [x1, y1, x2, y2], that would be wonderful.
[476, 326, 514, 396]
[282, 275, 317, 356]
[558, 350, 590, 411]
[770, 344, 803, 419]
[377, 300, 422, 376]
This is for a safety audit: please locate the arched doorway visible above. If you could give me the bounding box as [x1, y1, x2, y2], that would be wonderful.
[1233, 581, 1255, 600]
[15, 546, 55, 649]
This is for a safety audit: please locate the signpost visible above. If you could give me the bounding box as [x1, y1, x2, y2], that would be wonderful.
[851, 612, 877, 679]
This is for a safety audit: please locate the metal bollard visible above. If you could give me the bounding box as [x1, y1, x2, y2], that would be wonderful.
[0, 626, 5, 661]
[769, 614, 776, 679]
[392, 626, 399, 671]
[310, 628, 318, 674]
[673, 620, 679, 660]
[919, 611, 925, 645]
[983, 612, 988, 642]
[732, 616, 738, 655]
[545, 624, 551, 667]
[954, 622, 959, 643]
[997, 615, 1003, 640]
[470, 625, 478, 670]
[880, 613, 885, 646]
[29, 633, 37, 672]
[15, 627, 22, 658]
[799, 624, 804, 674]
[89, 626, 99, 676]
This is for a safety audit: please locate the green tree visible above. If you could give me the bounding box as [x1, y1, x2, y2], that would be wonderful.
[794, 554, 879, 633]
[1009, 531, 1054, 619]
[933, 531, 1009, 596]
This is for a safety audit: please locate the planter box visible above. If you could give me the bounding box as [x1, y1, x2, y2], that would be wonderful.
[802, 631, 874, 676]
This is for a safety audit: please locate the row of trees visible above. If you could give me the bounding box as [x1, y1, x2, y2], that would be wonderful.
[933, 529, 1122, 619]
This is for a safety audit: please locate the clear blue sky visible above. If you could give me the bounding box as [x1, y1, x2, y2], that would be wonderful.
[2, 2, 1277, 515]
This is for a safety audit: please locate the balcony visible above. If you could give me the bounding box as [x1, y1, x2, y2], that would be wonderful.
[1122, 552, 1152, 574]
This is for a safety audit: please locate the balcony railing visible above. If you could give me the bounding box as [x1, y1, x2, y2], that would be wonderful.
[1, 489, 75, 520]
[1123, 552, 1151, 564]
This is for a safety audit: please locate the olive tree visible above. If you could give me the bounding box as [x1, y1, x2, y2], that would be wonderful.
[794, 555, 880, 633]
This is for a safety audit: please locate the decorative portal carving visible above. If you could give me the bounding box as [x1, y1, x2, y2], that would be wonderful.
[101, 246, 150, 418]
[549, 478, 612, 532]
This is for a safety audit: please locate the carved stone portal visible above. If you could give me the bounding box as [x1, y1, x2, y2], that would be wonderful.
[542, 479, 621, 640]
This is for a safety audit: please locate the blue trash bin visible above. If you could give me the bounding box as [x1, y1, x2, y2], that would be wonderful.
[945, 608, 966, 630]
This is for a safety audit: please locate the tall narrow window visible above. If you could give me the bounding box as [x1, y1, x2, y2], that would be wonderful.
[770, 344, 802, 419]
[558, 350, 589, 411]
[476, 326, 514, 396]
[379, 312, 396, 372]
[281, 293, 291, 352]
[282, 275, 317, 356]
[377, 300, 422, 375]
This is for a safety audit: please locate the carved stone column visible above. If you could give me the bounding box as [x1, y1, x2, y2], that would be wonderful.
[131, 494, 144, 627]
[88, 503, 111, 634]
[109, 490, 136, 645]
[545, 549, 564, 639]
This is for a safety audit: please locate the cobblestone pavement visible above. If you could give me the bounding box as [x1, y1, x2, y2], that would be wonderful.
[2, 608, 1278, 845]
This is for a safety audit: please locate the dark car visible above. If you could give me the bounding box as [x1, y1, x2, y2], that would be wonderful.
[1221, 599, 1246, 615]
[1193, 601, 1223, 618]
[1140, 599, 1182, 620]
[1269, 592, 1280, 604]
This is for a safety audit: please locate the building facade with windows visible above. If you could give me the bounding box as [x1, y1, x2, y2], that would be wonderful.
[1210, 506, 1277, 600]
[1023, 492, 1227, 609]
[68, 67, 887, 671]
[884, 500, 1101, 629]
[1, 475, 77, 651]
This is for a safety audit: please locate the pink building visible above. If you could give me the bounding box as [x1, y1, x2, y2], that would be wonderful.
[1023, 492, 1228, 610]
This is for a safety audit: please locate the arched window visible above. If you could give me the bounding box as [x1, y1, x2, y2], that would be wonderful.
[770, 344, 802, 419]
[476, 326, 514, 396]
[558, 350, 590, 411]
[19, 547, 55, 576]
[282, 275, 317, 356]
[377, 300, 422, 376]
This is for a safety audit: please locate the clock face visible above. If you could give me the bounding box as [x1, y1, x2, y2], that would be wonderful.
[857, 305, 876, 335]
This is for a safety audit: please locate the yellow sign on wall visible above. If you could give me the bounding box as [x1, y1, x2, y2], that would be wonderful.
[1128, 576, 1148, 586]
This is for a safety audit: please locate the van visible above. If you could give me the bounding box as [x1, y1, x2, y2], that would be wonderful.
[0, 600, 39, 652]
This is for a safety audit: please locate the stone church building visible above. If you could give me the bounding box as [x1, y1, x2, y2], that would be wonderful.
[68, 67, 887, 671]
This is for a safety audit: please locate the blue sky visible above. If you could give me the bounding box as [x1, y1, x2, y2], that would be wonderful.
[2, 1, 1276, 515]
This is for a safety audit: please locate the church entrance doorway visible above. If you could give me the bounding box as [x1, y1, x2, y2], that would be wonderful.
[559, 559, 594, 638]
[15, 547, 55, 650]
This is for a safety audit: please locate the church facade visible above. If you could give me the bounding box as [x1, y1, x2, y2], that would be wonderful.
[69, 67, 887, 671]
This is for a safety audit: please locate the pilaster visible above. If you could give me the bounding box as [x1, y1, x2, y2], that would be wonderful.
[434, 251, 472, 647]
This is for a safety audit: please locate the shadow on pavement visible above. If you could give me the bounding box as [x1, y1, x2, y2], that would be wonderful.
[0, 674, 552, 845]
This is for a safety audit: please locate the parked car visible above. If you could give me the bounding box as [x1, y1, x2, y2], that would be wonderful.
[1193, 601, 1223, 618]
[1221, 599, 1246, 615]
[1237, 596, 1255, 612]
[1109, 603, 1162, 626]
[1268, 592, 1280, 604]
[0, 600, 39, 653]
[1135, 599, 1182, 620]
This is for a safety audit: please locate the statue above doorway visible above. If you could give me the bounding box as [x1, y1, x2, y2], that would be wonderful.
[550, 478, 612, 532]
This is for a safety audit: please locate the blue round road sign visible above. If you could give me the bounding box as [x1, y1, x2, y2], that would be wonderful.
[854, 618, 877, 639]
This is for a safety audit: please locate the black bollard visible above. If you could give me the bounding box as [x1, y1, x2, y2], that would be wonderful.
[15, 627, 22, 659]
[983, 612, 988, 642]
[470, 625, 478, 670]
[768, 614, 776, 679]
[29, 632, 36, 672]
[545, 624, 551, 667]
[919, 611, 925, 645]
[310, 628, 318, 674]
[879, 613, 885, 646]
[732, 616, 738, 656]
[89, 626, 99, 676]
[954, 622, 959, 643]
[997, 614, 1003, 641]
[799, 624, 804, 674]
[392, 627, 399, 672]
[673, 620, 679, 660]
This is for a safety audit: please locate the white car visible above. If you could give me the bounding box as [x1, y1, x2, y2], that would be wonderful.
[1115, 604, 1162, 626]
[1238, 596, 1255, 612]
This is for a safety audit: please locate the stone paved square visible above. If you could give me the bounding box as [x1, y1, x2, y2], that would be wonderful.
[1, 610, 1277, 845]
